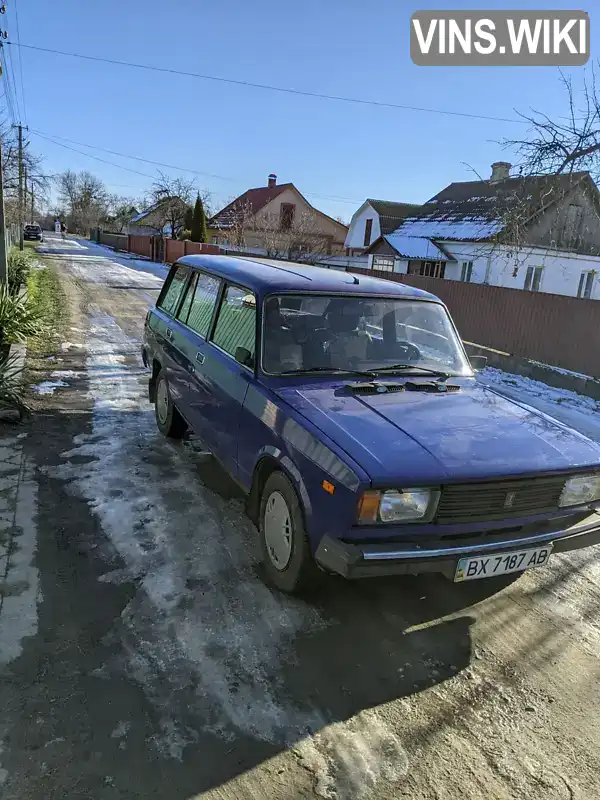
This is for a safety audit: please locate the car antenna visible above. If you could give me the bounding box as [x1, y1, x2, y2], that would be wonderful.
[352, 275, 359, 285]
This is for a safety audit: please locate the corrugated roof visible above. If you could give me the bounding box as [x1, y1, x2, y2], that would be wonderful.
[383, 234, 452, 260]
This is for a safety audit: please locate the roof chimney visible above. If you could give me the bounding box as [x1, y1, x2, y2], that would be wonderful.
[490, 161, 512, 183]
[268, 173, 277, 188]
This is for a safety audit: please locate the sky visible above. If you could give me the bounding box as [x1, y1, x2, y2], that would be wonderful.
[4, 0, 598, 222]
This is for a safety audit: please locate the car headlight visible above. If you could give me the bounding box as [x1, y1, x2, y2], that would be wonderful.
[358, 488, 439, 524]
[559, 474, 600, 507]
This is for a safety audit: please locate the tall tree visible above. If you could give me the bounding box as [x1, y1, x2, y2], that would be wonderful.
[183, 206, 194, 233]
[190, 193, 208, 243]
[57, 170, 109, 233]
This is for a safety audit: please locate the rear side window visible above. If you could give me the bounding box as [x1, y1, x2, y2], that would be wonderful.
[186, 273, 221, 337]
[158, 264, 188, 315]
[212, 285, 256, 360]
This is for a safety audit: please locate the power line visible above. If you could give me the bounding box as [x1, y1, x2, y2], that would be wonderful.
[30, 128, 364, 204]
[32, 130, 157, 179]
[3, 40, 21, 123]
[0, 45, 18, 126]
[13, 0, 27, 126]
[8, 41, 527, 125]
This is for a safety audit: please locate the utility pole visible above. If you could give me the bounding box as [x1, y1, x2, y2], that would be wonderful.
[0, 136, 7, 283]
[18, 124, 23, 251]
[30, 177, 34, 223]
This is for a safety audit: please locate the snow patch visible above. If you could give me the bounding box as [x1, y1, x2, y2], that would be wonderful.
[295, 710, 409, 799]
[47, 308, 327, 751]
[31, 380, 68, 395]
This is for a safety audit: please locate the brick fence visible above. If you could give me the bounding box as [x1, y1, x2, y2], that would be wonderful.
[351, 268, 600, 379]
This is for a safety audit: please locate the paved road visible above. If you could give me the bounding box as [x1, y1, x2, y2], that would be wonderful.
[2, 234, 600, 800]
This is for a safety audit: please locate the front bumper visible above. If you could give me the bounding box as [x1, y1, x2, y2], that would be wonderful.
[314, 512, 600, 579]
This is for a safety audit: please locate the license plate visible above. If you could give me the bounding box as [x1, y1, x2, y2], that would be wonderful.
[454, 545, 553, 582]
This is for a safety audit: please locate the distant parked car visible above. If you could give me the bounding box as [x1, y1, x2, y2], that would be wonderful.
[24, 224, 43, 242]
[142, 255, 600, 593]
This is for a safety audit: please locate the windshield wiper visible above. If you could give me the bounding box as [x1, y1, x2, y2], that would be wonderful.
[372, 364, 451, 380]
[280, 366, 378, 378]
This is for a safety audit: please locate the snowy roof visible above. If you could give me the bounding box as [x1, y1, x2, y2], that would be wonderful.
[383, 234, 452, 260]
[129, 197, 188, 225]
[394, 216, 503, 241]
[391, 172, 593, 243]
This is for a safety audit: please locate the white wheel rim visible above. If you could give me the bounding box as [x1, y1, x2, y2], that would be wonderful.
[157, 377, 169, 424]
[264, 491, 293, 571]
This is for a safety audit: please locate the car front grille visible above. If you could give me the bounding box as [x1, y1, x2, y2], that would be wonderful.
[436, 475, 569, 524]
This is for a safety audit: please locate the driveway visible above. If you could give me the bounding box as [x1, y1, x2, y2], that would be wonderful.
[1, 234, 600, 800]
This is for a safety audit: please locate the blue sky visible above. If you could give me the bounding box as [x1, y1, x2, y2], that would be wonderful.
[6, 0, 597, 221]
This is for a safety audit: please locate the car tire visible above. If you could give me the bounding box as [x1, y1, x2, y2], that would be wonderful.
[259, 471, 319, 593]
[154, 370, 186, 439]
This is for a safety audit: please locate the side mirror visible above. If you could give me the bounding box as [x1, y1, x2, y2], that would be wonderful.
[469, 355, 488, 371]
[235, 346, 254, 368]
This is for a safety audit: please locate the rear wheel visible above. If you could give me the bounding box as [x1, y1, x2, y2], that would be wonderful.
[154, 370, 186, 439]
[259, 471, 319, 593]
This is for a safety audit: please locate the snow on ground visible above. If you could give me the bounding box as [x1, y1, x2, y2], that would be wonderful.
[479, 366, 600, 444]
[31, 380, 68, 395]
[40, 298, 411, 790]
[47, 308, 327, 747]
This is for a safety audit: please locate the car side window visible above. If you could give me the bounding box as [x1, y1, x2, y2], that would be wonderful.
[211, 285, 256, 361]
[157, 264, 188, 316]
[176, 272, 198, 325]
[186, 273, 221, 337]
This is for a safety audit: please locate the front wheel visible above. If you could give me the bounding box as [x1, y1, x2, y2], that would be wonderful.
[259, 471, 319, 593]
[154, 370, 187, 439]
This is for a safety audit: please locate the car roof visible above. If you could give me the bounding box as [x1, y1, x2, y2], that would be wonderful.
[176, 255, 439, 302]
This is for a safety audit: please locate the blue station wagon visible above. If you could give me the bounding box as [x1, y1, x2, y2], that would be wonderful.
[143, 255, 600, 592]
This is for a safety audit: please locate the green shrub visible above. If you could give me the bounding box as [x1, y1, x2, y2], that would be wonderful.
[0, 352, 26, 411]
[0, 281, 45, 345]
[8, 248, 33, 295]
[178, 229, 192, 241]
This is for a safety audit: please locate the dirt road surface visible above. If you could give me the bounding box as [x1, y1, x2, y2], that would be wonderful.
[1, 234, 600, 800]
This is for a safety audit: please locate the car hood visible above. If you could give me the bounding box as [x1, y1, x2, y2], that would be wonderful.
[274, 380, 600, 484]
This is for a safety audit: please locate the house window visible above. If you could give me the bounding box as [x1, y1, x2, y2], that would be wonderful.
[524, 266, 543, 292]
[460, 261, 473, 282]
[577, 270, 595, 299]
[421, 261, 446, 278]
[280, 203, 295, 231]
[372, 255, 395, 272]
[364, 218, 373, 247]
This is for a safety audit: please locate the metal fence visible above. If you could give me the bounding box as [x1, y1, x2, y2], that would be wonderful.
[350, 267, 600, 379]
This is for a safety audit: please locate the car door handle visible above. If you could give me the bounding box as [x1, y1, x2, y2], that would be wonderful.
[166, 327, 173, 340]
[195, 352, 205, 365]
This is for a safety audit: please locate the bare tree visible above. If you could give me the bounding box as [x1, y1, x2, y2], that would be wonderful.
[1, 126, 51, 226]
[503, 70, 600, 180]
[57, 170, 109, 233]
[145, 173, 197, 239]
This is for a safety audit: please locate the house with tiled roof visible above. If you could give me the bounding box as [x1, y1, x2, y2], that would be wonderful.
[344, 199, 422, 256]
[365, 162, 600, 299]
[208, 174, 348, 260]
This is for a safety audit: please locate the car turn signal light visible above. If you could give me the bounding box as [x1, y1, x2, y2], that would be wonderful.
[357, 491, 380, 524]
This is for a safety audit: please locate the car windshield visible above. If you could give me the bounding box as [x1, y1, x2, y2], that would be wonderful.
[262, 294, 472, 376]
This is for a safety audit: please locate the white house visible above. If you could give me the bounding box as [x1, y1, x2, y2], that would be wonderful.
[344, 199, 421, 256]
[365, 163, 600, 300]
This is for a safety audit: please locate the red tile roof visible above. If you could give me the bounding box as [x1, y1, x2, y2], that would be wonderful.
[209, 183, 294, 228]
